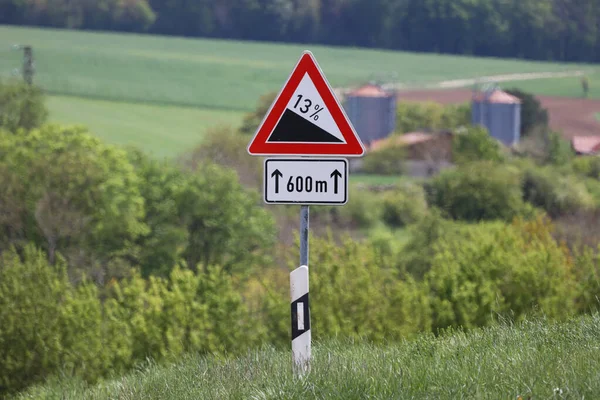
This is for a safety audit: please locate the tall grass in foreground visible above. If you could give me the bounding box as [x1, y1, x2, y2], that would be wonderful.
[14, 314, 600, 399]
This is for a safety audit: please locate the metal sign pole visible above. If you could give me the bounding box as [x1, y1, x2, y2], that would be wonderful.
[291, 205, 311, 375]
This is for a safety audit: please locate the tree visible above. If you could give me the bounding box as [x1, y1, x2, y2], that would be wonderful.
[0, 124, 147, 282]
[0, 79, 48, 132]
[452, 125, 505, 165]
[504, 88, 549, 136]
[177, 161, 276, 275]
[425, 161, 531, 222]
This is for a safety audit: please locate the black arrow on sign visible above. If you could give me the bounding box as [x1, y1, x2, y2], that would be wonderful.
[330, 169, 342, 194]
[271, 169, 283, 193]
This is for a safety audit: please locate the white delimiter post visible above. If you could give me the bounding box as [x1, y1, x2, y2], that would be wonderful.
[290, 264, 310, 374]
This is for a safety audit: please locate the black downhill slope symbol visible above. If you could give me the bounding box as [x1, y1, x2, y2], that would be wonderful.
[268, 109, 343, 143]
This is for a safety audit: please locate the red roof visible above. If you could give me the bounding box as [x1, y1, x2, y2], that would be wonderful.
[347, 84, 392, 98]
[473, 89, 521, 104]
[369, 132, 434, 151]
[572, 136, 600, 154]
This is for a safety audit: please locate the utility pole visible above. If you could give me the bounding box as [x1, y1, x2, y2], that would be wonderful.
[12, 44, 34, 84]
[22, 45, 34, 85]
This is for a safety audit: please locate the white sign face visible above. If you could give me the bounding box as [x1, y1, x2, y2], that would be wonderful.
[264, 158, 348, 205]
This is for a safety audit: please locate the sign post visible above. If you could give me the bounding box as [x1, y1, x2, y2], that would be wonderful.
[247, 50, 365, 375]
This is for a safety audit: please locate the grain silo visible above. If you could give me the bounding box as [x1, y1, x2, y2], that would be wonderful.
[471, 85, 522, 146]
[343, 83, 396, 146]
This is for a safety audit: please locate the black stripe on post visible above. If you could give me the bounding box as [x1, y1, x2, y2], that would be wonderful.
[291, 293, 310, 340]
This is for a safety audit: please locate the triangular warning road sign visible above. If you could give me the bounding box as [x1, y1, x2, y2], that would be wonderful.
[247, 51, 365, 157]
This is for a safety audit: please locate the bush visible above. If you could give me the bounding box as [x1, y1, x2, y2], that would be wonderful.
[179, 126, 262, 189]
[0, 245, 108, 395]
[425, 161, 530, 222]
[0, 79, 48, 132]
[238, 91, 277, 135]
[308, 234, 431, 342]
[572, 156, 600, 179]
[361, 143, 406, 175]
[0, 244, 262, 396]
[395, 101, 470, 133]
[0, 124, 147, 281]
[425, 217, 576, 332]
[338, 185, 383, 228]
[521, 167, 594, 217]
[452, 125, 505, 165]
[381, 181, 428, 228]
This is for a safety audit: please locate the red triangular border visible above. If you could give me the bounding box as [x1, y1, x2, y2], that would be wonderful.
[247, 51, 365, 157]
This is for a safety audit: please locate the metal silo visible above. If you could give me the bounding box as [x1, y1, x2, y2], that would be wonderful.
[343, 83, 397, 146]
[471, 85, 521, 146]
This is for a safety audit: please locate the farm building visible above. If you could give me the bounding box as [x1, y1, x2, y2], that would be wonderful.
[471, 88, 522, 146]
[366, 131, 454, 177]
[344, 83, 396, 146]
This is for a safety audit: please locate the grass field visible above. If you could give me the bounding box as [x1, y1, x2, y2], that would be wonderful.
[1, 24, 597, 157]
[47, 95, 244, 158]
[1, 25, 594, 111]
[499, 72, 600, 99]
[13, 314, 600, 399]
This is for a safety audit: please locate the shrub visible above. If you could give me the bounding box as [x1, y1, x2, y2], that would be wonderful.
[572, 156, 600, 179]
[425, 161, 530, 222]
[238, 91, 277, 135]
[425, 217, 576, 332]
[521, 166, 594, 217]
[452, 125, 505, 165]
[308, 234, 431, 342]
[338, 185, 383, 228]
[395, 101, 470, 133]
[0, 244, 263, 396]
[0, 79, 48, 132]
[361, 143, 406, 175]
[381, 181, 428, 228]
[0, 245, 108, 395]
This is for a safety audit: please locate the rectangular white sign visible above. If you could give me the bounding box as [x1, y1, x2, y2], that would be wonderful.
[264, 158, 348, 205]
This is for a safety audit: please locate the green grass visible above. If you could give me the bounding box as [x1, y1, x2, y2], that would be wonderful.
[13, 314, 600, 399]
[47, 95, 244, 158]
[0, 25, 594, 112]
[499, 72, 600, 99]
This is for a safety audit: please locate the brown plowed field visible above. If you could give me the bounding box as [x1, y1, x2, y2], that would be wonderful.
[397, 89, 600, 139]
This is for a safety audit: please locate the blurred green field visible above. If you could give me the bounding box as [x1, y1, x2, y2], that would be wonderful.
[0, 25, 593, 111]
[1, 25, 596, 157]
[47, 95, 244, 158]
[499, 72, 600, 99]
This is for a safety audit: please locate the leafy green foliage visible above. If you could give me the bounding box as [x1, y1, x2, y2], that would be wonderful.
[395, 101, 470, 133]
[0, 244, 261, 396]
[338, 186, 383, 229]
[504, 88, 549, 136]
[314, 235, 431, 342]
[521, 166, 594, 217]
[238, 92, 277, 136]
[425, 217, 576, 332]
[361, 143, 406, 175]
[181, 126, 262, 189]
[0, 245, 108, 395]
[0, 124, 147, 279]
[381, 182, 429, 228]
[0, 79, 48, 132]
[452, 125, 505, 165]
[425, 161, 530, 222]
[177, 162, 276, 275]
